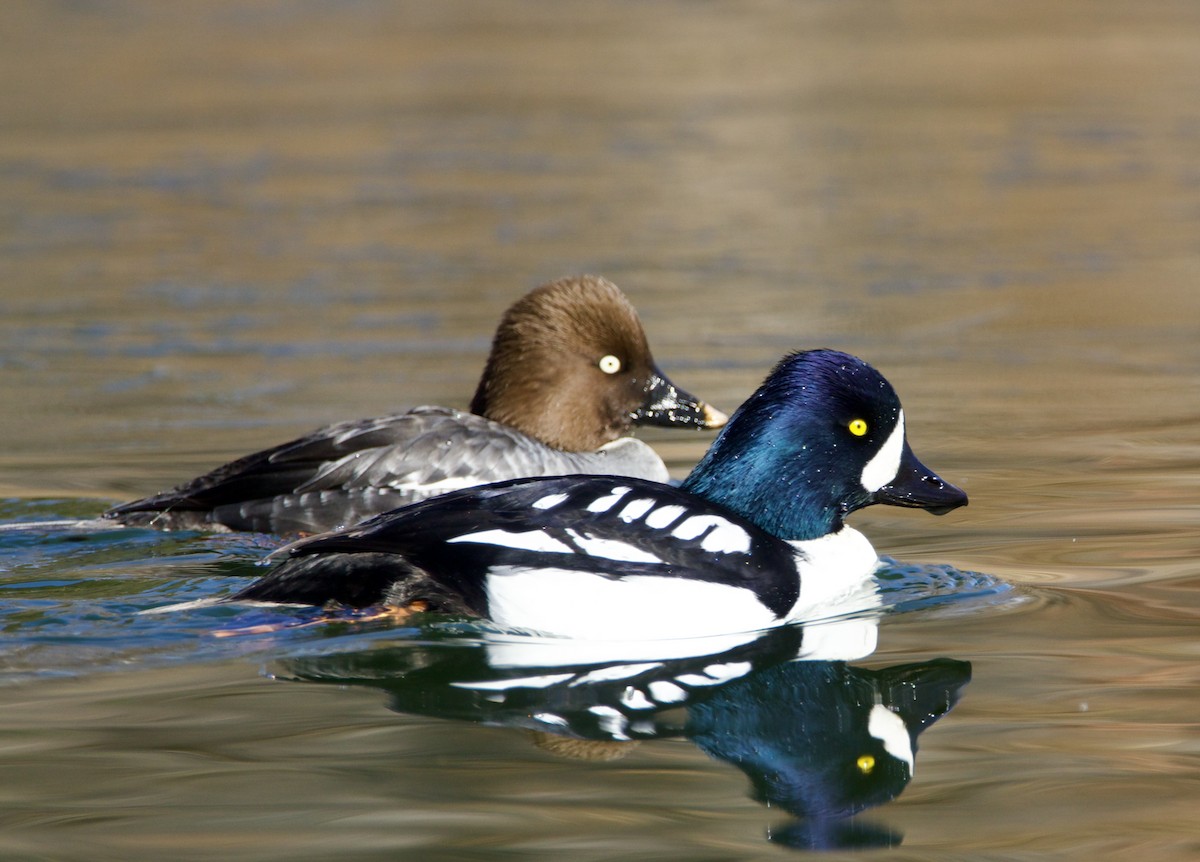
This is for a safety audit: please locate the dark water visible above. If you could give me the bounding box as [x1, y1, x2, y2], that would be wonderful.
[2, 2, 1199, 859]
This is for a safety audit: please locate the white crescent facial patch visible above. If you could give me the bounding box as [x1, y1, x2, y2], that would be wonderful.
[860, 410, 905, 493]
[868, 703, 915, 775]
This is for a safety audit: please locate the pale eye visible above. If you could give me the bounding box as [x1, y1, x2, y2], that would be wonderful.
[856, 754, 876, 774]
[848, 418, 869, 437]
[598, 354, 622, 374]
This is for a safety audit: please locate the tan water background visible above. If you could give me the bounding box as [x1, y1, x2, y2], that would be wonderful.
[2, 2, 1198, 859]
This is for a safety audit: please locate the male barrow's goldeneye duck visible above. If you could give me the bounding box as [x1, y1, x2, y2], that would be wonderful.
[225, 349, 968, 640]
[103, 275, 726, 534]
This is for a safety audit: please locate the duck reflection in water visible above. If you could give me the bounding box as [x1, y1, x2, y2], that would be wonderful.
[274, 618, 970, 852]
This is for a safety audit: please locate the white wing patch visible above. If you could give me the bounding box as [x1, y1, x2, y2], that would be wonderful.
[569, 662, 664, 685]
[670, 515, 752, 554]
[618, 497, 656, 522]
[869, 703, 915, 775]
[669, 661, 755, 688]
[644, 504, 687, 529]
[586, 486, 632, 513]
[587, 704, 631, 740]
[563, 529, 663, 563]
[620, 687, 656, 710]
[533, 712, 570, 727]
[532, 493, 570, 510]
[447, 529, 573, 554]
[647, 680, 688, 703]
[861, 410, 905, 493]
[450, 672, 575, 691]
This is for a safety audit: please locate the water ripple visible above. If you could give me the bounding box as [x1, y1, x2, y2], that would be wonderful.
[875, 557, 1022, 617]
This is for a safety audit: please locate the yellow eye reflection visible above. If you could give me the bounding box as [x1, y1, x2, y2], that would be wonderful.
[848, 418, 869, 437]
[856, 754, 876, 774]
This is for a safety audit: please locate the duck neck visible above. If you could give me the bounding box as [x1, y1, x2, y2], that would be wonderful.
[681, 436, 845, 542]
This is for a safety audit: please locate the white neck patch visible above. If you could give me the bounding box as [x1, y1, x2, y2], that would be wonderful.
[868, 703, 915, 775]
[860, 410, 905, 493]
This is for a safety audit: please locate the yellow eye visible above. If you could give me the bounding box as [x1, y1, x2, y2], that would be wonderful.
[598, 354, 622, 375]
[856, 754, 876, 774]
[848, 418, 869, 437]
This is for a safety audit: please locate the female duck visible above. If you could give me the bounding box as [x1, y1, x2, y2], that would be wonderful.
[104, 275, 725, 534]
[229, 349, 968, 639]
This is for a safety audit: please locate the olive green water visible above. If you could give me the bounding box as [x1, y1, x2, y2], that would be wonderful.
[2, 3, 1198, 859]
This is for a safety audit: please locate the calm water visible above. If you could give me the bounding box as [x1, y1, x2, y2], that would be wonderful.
[2, 2, 1199, 859]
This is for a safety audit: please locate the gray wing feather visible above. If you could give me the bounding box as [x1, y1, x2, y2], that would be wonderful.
[294, 407, 668, 496]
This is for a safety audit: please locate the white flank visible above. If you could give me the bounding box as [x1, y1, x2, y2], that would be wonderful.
[618, 497, 656, 522]
[485, 566, 777, 640]
[532, 493, 570, 510]
[868, 704, 915, 775]
[563, 529, 662, 563]
[644, 504, 687, 529]
[447, 529, 573, 554]
[861, 410, 906, 493]
[586, 486, 631, 513]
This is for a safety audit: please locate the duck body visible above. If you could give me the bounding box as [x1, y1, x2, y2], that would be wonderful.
[105, 408, 673, 535]
[229, 349, 969, 640]
[234, 474, 879, 639]
[104, 276, 724, 534]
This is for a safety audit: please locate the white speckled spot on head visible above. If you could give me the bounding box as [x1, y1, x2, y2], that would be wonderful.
[861, 410, 905, 493]
[868, 703, 915, 775]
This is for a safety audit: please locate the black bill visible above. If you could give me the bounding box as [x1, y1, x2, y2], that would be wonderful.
[874, 441, 968, 515]
[633, 364, 728, 430]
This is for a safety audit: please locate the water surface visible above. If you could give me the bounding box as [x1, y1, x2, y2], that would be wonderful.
[2, 2, 1198, 859]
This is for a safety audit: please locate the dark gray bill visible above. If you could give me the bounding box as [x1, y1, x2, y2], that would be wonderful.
[633, 365, 728, 430]
[874, 442, 968, 515]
